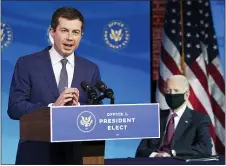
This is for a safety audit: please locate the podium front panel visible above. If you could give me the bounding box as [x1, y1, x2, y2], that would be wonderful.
[50, 103, 160, 142]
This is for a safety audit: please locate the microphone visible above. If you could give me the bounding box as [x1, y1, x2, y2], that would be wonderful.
[95, 81, 114, 98]
[80, 81, 99, 104]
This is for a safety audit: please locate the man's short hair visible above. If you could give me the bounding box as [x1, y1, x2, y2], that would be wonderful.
[51, 7, 85, 32]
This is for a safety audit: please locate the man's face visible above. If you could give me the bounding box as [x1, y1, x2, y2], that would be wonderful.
[165, 77, 185, 94]
[165, 76, 189, 101]
[50, 17, 82, 57]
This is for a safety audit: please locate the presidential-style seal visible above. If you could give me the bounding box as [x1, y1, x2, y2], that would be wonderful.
[77, 111, 96, 132]
[1, 22, 13, 49]
[104, 20, 130, 50]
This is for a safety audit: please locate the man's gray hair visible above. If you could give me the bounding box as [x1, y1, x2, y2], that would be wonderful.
[167, 75, 189, 92]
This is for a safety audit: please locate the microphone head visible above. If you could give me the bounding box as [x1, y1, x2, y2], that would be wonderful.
[105, 88, 114, 98]
[80, 81, 92, 92]
[80, 81, 98, 101]
[95, 80, 114, 98]
[95, 80, 107, 92]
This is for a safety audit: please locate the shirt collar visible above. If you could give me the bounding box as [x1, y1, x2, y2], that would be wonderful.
[170, 103, 187, 118]
[49, 46, 74, 67]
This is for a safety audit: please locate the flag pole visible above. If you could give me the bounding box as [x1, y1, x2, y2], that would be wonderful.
[180, 0, 186, 76]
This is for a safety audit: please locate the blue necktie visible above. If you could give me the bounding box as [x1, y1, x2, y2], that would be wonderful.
[58, 59, 68, 94]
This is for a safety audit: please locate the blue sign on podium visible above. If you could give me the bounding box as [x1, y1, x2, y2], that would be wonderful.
[50, 103, 160, 142]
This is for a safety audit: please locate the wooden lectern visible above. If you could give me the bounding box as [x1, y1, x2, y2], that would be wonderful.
[20, 107, 105, 164]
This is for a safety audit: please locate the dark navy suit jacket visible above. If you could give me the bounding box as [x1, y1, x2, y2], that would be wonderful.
[136, 107, 212, 157]
[8, 47, 101, 164]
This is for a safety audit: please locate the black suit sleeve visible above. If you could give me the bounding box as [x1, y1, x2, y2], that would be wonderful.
[175, 114, 212, 156]
[135, 139, 159, 157]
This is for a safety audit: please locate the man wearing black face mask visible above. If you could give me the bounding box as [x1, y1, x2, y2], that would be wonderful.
[136, 75, 212, 158]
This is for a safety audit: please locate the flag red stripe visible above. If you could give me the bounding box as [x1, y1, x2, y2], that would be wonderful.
[189, 62, 210, 95]
[188, 86, 216, 142]
[161, 47, 181, 75]
[207, 63, 225, 94]
[210, 95, 225, 128]
[190, 61, 225, 128]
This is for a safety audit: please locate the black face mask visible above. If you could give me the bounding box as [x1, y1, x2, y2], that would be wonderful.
[165, 93, 186, 110]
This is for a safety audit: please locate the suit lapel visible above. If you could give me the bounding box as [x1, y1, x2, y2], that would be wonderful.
[35, 47, 59, 99]
[171, 107, 192, 147]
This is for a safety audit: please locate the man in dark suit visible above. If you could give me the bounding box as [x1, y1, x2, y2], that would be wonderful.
[8, 7, 101, 164]
[136, 75, 212, 158]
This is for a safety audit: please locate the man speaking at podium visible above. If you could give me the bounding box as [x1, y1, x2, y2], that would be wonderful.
[136, 75, 212, 158]
[7, 7, 101, 164]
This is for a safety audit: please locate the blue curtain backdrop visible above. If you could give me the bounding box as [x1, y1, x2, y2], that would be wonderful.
[1, 1, 150, 164]
[210, 0, 225, 78]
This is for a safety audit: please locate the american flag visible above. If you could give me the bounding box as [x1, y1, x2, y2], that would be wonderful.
[156, 0, 225, 154]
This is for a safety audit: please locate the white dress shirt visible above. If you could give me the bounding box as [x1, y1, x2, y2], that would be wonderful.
[48, 47, 75, 107]
[167, 103, 186, 130]
[49, 46, 74, 88]
[149, 103, 187, 157]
